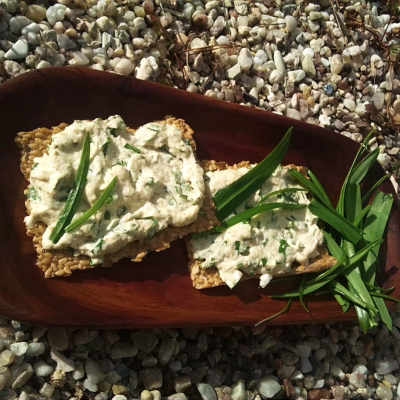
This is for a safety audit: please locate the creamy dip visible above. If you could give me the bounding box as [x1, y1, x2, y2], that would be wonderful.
[26, 116, 205, 264]
[191, 166, 324, 289]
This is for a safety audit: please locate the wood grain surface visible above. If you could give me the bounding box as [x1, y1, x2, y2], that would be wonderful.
[0, 67, 399, 328]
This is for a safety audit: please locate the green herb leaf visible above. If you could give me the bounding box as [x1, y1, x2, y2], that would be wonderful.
[309, 199, 362, 244]
[336, 129, 376, 216]
[329, 280, 377, 312]
[308, 170, 334, 210]
[361, 175, 390, 204]
[257, 188, 306, 206]
[102, 137, 111, 156]
[65, 176, 118, 233]
[93, 238, 105, 255]
[353, 206, 371, 228]
[27, 186, 40, 203]
[261, 258, 267, 267]
[290, 169, 334, 210]
[192, 203, 305, 238]
[50, 132, 91, 244]
[214, 127, 293, 221]
[124, 144, 141, 154]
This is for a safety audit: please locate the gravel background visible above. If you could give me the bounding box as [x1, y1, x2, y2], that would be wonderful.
[1, 0, 400, 399]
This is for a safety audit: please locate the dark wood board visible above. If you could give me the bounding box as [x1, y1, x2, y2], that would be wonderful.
[0, 67, 399, 328]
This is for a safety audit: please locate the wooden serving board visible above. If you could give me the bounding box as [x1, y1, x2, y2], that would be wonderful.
[0, 67, 399, 328]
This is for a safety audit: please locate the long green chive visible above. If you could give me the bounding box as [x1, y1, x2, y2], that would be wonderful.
[214, 127, 293, 221]
[50, 133, 91, 244]
[192, 203, 305, 238]
[329, 281, 378, 312]
[290, 169, 334, 210]
[362, 191, 394, 330]
[65, 177, 118, 233]
[365, 282, 396, 294]
[308, 170, 334, 210]
[361, 175, 390, 204]
[257, 188, 306, 205]
[336, 129, 376, 216]
[353, 206, 371, 227]
[255, 299, 293, 326]
[371, 292, 400, 303]
[309, 199, 362, 244]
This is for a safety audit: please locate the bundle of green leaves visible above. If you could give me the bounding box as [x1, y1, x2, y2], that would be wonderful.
[208, 128, 397, 332]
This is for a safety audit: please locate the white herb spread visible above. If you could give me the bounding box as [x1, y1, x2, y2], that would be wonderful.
[26, 116, 205, 264]
[191, 166, 324, 289]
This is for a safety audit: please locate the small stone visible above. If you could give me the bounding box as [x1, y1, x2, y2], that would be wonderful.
[302, 55, 316, 78]
[393, 99, 400, 125]
[85, 358, 105, 384]
[158, 338, 174, 365]
[174, 376, 191, 393]
[5, 39, 29, 60]
[274, 50, 286, 76]
[238, 48, 253, 71]
[114, 59, 135, 76]
[0, 350, 15, 366]
[9, 342, 28, 356]
[34, 361, 53, 377]
[26, 342, 45, 357]
[50, 349, 75, 372]
[227, 63, 241, 80]
[111, 342, 138, 359]
[296, 344, 311, 359]
[48, 328, 69, 351]
[300, 359, 313, 373]
[112, 385, 129, 396]
[9, 16, 33, 35]
[343, 99, 356, 112]
[197, 383, 217, 400]
[285, 15, 297, 33]
[25, 5, 47, 23]
[375, 359, 398, 375]
[258, 377, 281, 398]
[330, 58, 343, 75]
[230, 380, 246, 400]
[136, 58, 152, 80]
[140, 368, 163, 390]
[168, 395, 187, 400]
[210, 16, 225, 36]
[71, 51, 89, 66]
[269, 70, 284, 84]
[376, 386, 393, 400]
[234, 0, 248, 15]
[57, 34, 76, 50]
[40, 383, 55, 398]
[287, 109, 301, 120]
[190, 38, 207, 49]
[308, 388, 331, 400]
[112, 396, 127, 400]
[372, 92, 385, 110]
[324, 84, 334, 95]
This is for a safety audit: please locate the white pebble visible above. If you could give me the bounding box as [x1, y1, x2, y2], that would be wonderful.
[10, 343, 28, 356]
[114, 58, 135, 76]
[136, 58, 152, 80]
[34, 361, 54, 377]
[343, 98, 356, 112]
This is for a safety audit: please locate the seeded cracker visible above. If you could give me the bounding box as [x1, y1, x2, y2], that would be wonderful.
[186, 160, 337, 290]
[15, 118, 219, 278]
